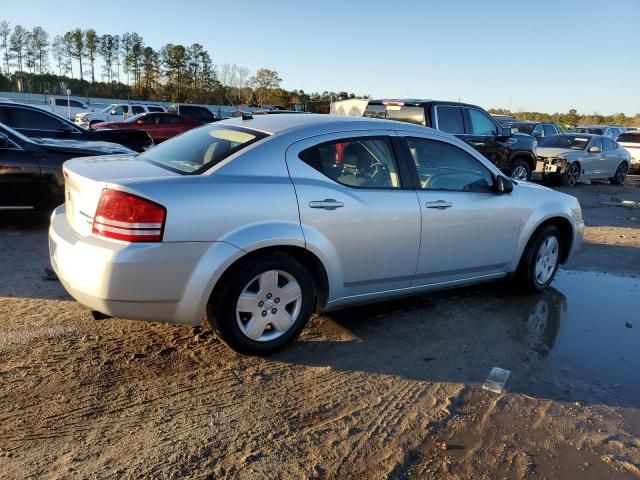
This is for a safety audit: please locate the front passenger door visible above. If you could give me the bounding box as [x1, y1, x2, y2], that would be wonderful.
[401, 136, 521, 285]
[462, 108, 510, 171]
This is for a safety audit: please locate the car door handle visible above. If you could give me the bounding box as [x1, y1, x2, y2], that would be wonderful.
[426, 200, 453, 209]
[309, 199, 344, 210]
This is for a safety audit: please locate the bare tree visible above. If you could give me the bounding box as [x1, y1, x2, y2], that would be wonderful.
[51, 35, 71, 76]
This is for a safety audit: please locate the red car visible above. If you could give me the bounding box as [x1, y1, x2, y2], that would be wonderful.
[93, 113, 201, 143]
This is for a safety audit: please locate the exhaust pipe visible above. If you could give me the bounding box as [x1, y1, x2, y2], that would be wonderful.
[90, 310, 112, 320]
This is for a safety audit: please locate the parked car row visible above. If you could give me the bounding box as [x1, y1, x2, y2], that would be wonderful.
[360, 99, 632, 184]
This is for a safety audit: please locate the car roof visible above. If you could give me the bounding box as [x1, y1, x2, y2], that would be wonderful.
[219, 113, 431, 135]
[368, 98, 482, 109]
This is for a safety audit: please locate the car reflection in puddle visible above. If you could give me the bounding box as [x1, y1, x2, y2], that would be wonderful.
[286, 270, 640, 407]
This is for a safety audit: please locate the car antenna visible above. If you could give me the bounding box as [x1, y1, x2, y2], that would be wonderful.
[225, 94, 252, 120]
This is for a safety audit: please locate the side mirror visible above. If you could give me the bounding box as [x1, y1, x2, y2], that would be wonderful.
[110, 110, 117, 115]
[0, 132, 8, 149]
[588, 146, 601, 153]
[500, 127, 512, 138]
[496, 176, 514, 194]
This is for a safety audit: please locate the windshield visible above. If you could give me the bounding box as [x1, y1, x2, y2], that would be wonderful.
[101, 104, 117, 113]
[539, 134, 590, 150]
[364, 104, 426, 126]
[509, 123, 535, 134]
[572, 127, 604, 135]
[139, 124, 268, 174]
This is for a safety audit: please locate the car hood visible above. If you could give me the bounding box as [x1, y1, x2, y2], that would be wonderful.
[536, 147, 581, 158]
[33, 137, 136, 155]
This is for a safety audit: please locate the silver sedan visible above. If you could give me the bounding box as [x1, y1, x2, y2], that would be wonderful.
[535, 134, 631, 186]
[49, 114, 584, 354]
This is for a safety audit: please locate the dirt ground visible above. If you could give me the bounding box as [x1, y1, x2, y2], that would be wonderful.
[1, 177, 639, 479]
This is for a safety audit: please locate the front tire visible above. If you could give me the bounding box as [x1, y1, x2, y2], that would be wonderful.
[560, 162, 580, 186]
[609, 162, 628, 185]
[515, 225, 562, 293]
[508, 160, 531, 181]
[207, 253, 315, 355]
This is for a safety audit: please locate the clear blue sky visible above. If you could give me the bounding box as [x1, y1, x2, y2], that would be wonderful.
[2, 0, 639, 115]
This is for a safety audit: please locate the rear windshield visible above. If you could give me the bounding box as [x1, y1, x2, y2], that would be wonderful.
[139, 124, 268, 174]
[364, 104, 426, 126]
[539, 135, 589, 150]
[510, 123, 535, 134]
[572, 127, 604, 135]
[617, 133, 640, 144]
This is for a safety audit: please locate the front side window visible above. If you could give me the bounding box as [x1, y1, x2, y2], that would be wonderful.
[436, 106, 465, 134]
[299, 137, 401, 189]
[140, 125, 267, 174]
[405, 137, 494, 192]
[111, 106, 125, 115]
[532, 125, 544, 137]
[602, 137, 617, 151]
[543, 124, 557, 137]
[467, 109, 498, 136]
[4, 107, 66, 130]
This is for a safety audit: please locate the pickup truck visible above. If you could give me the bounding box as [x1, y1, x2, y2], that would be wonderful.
[34, 97, 95, 120]
[75, 103, 165, 128]
[364, 99, 538, 181]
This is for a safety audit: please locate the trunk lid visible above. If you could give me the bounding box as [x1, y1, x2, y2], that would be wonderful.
[63, 155, 176, 236]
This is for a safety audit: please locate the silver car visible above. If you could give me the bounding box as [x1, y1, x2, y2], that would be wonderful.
[49, 114, 584, 354]
[535, 134, 631, 186]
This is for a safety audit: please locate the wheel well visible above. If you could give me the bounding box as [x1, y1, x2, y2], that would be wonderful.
[209, 246, 329, 311]
[530, 217, 574, 264]
[513, 154, 536, 172]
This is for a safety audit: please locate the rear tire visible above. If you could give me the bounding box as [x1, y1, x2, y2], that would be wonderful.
[609, 162, 628, 185]
[508, 160, 531, 181]
[515, 225, 562, 293]
[207, 253, 315, 355]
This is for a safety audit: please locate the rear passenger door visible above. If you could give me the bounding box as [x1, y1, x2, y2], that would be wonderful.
[602, 137, 623, 174]
[286, 131, 421, 299]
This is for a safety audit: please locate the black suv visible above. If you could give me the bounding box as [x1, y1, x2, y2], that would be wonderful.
[364, 99, 537, 180]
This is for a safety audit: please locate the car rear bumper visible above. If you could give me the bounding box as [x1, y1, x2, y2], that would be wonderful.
[49, 205, 244, 325]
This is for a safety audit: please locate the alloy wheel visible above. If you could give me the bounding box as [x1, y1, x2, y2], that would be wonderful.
[615, 164, 628, 184]
[235, 270, 302, 342]
[511, 165, 529, 181]
[534, 235, 559, 285]
[566, 163, 580, 186]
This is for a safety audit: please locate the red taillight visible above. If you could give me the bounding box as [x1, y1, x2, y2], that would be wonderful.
[92, 189, 166, 242]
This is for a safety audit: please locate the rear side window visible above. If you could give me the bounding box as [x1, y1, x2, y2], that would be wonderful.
[364, 105, 426, 126]
[436, 106, 464, 134]
[405, 137, 494, 192]
[4, 107, 67, 130]
[602, 137, 617, 151]
[140, 125, 267, 174]
[147, 106, 164, 112]
[131, 106, 145, 115]
[299, 137, 401, 189]
[590, 137, 603, 150]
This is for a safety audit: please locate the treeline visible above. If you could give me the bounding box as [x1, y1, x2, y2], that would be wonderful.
[0, 21, 368, 111]
[489, 108, 640, 128]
